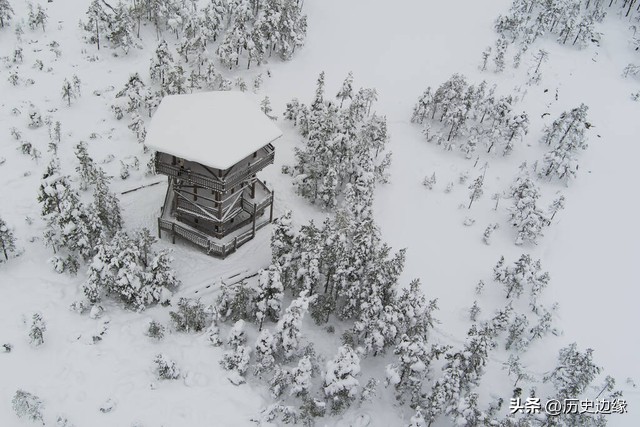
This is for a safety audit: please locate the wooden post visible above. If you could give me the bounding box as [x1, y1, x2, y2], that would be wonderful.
[157, 218, 162, 239]
[171, 222, 176, 244]
[250, 176, 256, 199]
[269, 190, 274, 222]
[234, 237, 238, 251]
[252, 203, 257, 238]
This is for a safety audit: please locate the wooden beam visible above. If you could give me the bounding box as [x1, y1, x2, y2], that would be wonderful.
[269, 190, 274, 222]
[252, 203, 257, 238]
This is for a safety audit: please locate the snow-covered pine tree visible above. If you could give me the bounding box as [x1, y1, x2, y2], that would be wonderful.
[290, 355, 313, 397]
[149, 40, 174, 86]
[508, 172, 549, 245]
[271, 209, 295, 282]
[396, 279, 438, 339]
[544, 342, 601, 400]
[290, 73, 390, 209]
[411, 88, 434, 124]
[61, 78, 78, 107]
[493, 36, 508, 72]
[83, 0, 109, 50]
[269, 364, 292, 398]
[29, 313, 46, 346]
[287, 221, 321, 294]
[27, 2, 47, 32]
[540, 104, 590, 182]
[468, 175, 484, 209]
[128, 112, 146, 143]
[0, 0, 14, 28]
[503, 112, 529, 155]
[336, 71, 354, 108]
[386, 334, 446, 407]
[163, 64, 187, 95]
[92, 169, 123, 236]
[83, 229, 178, 310]
[254, 264, 284, 330]
[503, 354, 533, 389]
[324, 345, 360, 414]
[408, 406, 428, 427]
[106, 2, 137, 54]
[505, 314, 529, 352]
[227, 319, 247, 349]
[200, 0, 225, 43]
[423, 324, 496, 424]
[254, 328, 277, 376]
[154, 353, 181, 379]
[170, 298, 212, 332]
[115, 73, 146, 116]
[452, 392, 487, 426]
[261, 96, 274, 119]
[349, 244, 406, 356]
[493, 254, 550, 300]
[0, 216, 17, 261]
[275, 291, 314, 361]
[74, 141, 98, 191]
[38, 158, 103, 267]
[12, 390, 44, 423]
[215, 280, 256, 322]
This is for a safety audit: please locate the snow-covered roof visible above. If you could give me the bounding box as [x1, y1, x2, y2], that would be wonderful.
[146, 91, 282, 170]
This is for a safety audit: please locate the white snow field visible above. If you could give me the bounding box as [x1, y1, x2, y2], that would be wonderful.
[0, 0, 639, 426]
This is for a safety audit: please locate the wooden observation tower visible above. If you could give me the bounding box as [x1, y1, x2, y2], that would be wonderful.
[146, 91, 282, 257]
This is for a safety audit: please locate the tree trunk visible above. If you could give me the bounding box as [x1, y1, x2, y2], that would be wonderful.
[96, 21, 100, 50]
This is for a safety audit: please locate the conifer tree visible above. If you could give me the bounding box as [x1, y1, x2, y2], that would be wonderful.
[336, 71, 354, 108]
[255, 264, 284, 330]
[271, 210, 295, 278]
[74, 141, 98, 191]
[115, 73, 146, 115]
[324, 345, 360, 414]
[149, 40, 174, 85]
[29, 313, 46, 346]
[0, 0, 14, 28]
[0, 216, 17, 261]
[544, 343, 601, 400]
[12, 390, 44, 423]
[386, 334, 445, 407]
[275, 292, 314, 360]
[27, 3, 47, 32]
[396, 279, 438, 339]
[83, 229, 178, 310]
[92, 169, 123, 236]
[493, 254, 550, 300]
[84, 0, 108, 50]
[290, 355, 313, 397]
[548, 195, 565, 220]
[508, 173, 549, 245]
[61, 78, 78, 106]
[107, 2, 137, 54]
[540, 104, 590, 182]
[468, 175, 484, 209]
[254, 328, 277, 376]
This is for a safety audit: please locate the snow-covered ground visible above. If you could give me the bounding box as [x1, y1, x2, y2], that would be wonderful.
[1, 0, 638, 426]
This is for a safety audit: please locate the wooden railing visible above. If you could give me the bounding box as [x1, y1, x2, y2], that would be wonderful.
[224, 147, 275, 188]
[155, 161, 225, 191]
[155, 147, 275, 192]
[158, 217, 271, 258]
